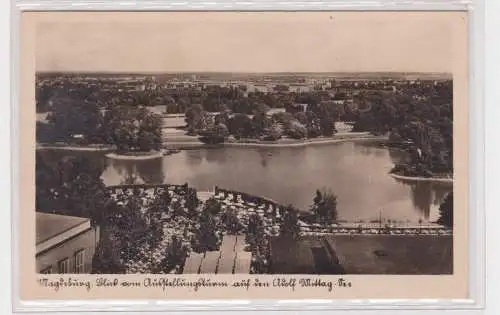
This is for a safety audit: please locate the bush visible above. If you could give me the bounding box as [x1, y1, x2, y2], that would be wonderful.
[286, 121, 307, 139]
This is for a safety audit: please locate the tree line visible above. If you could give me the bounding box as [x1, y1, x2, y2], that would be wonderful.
[186, 101, 344, 144]
[351, 82, 453, 177]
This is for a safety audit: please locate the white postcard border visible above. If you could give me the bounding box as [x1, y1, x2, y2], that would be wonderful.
[9, 0, 486, 313]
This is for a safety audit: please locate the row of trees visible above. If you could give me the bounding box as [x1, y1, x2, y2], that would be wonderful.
[185, 101, 343, 144]
[38, 98, 163, 153]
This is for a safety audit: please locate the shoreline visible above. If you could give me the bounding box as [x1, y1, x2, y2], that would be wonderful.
[108, 185, 451, 232]
[163, 135, 388, 150]
[390, 173, 454, 184]
[223, 136, 388, 148]
[105, 150, 165, 161]
[36, 143, 115, 152]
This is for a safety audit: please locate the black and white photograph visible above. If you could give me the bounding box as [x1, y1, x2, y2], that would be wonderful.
[31, 12, 460, 281]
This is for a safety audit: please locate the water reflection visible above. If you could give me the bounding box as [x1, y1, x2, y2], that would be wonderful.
[258, 149, 270, 168]
[108, 157, 165, 185]
[409, 182, 432, 220]
[205, 148, 226, 164]
[388, 148, 407, 164]
[185, 150, 204, 166]
[393, 178, 452, 221]
[39, 142, 453, 223]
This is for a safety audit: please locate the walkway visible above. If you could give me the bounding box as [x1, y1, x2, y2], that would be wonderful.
[183, 235, 251, 274]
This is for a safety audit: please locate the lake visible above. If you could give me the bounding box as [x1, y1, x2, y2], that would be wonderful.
[38, 141, 452, 223]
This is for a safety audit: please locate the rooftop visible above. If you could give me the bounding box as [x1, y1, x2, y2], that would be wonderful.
[36, 212, 90, 245]
[270, 234, 452, 275]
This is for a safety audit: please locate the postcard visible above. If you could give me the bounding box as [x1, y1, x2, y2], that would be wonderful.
[19, 11, 468, 301]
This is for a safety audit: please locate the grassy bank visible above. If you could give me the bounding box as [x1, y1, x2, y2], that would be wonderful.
[163, 133, 388, 150]
[105, 150, 165, 160]
[36, 143, 116, 152]
[390, 173, 453, 184]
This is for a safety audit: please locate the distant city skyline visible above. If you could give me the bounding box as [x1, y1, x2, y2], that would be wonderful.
[36, 71, 453, 81]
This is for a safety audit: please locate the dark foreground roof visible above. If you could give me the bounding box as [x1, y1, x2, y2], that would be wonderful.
[36, 212, 90, 245]
[269, 235, 452, 275]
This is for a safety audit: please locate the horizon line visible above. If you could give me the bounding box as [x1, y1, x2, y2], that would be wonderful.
[36, 71, 453, 79]
[36, 70, 452, 74]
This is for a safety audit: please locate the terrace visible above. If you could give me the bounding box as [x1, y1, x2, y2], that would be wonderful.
[105, 184, 452, 274]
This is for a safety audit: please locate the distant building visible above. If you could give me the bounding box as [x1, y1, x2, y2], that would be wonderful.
[36, 212, 99, 274]
[289, 103, 308, 113]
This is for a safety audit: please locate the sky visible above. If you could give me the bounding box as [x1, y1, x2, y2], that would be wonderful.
[32, 12, 466, 73]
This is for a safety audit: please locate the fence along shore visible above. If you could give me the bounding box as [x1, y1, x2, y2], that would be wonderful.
[107, 183, 452, 236]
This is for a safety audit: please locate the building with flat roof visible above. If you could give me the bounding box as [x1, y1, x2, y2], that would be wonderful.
[36, 212, 100, 274]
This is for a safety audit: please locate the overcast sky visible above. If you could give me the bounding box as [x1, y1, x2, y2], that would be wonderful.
[32, 12, 466, 73]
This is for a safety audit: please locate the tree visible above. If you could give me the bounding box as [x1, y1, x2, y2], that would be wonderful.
[91, 227, 126, 274]
[228, 114, 254, 139]
[185, 104, 207, 134]
[246, 213, 265, 256]
[252, 111, 272, 137]
[114, 194, 149, 247]
[46, 98, 105, 144]
[437, 192, 453, 228]
[199, 123, 229, 144]
[317, 103, 339, 137]
[215, 112, 230, 126]
[204, 197, 222, 216]
[281, 205, 300, 238]
[286, 120, 308, 139]
[272, 112, 294, 126]
[247, 213, 265, 236]
[293, 112, 308, 125]
[35, 154, 110, 226]
[185, 187, 200, 217]
[170, 200, 186, 218]
[305, 111, 321, 138]
[195, 212, 219, 252]
[311, 189, 338, 224]
[264, 123, 283, 141]
[161, 235, 188, 273]
[221, 208, 243, 234]
[103, 105, 162, 152]
[150, 188, 172, 215]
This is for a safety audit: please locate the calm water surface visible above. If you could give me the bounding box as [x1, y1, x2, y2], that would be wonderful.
[95, 141, 452, 223]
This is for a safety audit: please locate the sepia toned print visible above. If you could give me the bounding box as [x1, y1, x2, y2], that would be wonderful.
[20, 11, 468, 300]
[35, 72, 453, 276]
